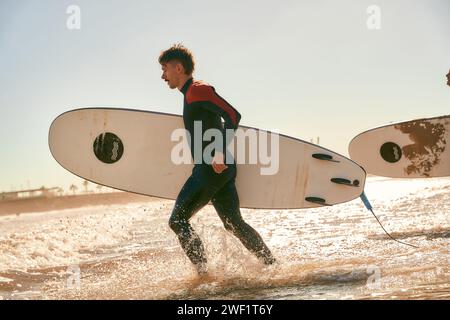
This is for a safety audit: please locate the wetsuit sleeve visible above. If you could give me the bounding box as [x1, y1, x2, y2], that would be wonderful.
[199, 101, 239, 154]
[187, 85, 241, 153]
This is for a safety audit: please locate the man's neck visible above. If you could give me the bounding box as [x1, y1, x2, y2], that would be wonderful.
[178, 76, 193, 91]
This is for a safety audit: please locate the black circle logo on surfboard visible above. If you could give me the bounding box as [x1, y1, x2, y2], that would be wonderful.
[93, 132, 124, 164]
[380, 142, 402, 163]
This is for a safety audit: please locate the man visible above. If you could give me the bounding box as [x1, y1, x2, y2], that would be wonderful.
[159, 44, 275, 276]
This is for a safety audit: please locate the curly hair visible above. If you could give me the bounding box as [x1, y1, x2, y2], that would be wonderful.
[158, 44, 195, 75]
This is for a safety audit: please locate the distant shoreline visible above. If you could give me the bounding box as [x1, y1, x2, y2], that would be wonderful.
[0, 192, 157, 216]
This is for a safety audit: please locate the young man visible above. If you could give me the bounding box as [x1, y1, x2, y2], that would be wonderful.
[159, 44, 275, 275]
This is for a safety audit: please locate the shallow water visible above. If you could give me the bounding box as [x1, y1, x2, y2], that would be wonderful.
[0, 177, 448, 300]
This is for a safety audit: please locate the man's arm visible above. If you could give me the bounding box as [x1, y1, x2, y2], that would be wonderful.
[187, 83, 241, 150]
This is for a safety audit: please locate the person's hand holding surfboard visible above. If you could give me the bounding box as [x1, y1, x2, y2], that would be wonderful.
[211, 151, 228, 174]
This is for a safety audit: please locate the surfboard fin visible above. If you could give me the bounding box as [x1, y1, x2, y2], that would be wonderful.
[331, 178, 360, 187]
[305, 196, 332, 206]
[312, 153, 340, 163]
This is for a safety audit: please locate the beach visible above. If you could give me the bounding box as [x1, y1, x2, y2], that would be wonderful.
[0, 176, 449, 300]
[0, 192, 154, 216]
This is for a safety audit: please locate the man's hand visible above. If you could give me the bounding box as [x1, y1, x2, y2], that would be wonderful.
[212, 151, 228, 174]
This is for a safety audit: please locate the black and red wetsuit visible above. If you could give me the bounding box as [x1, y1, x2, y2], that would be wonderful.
[182, 78, 240, 164]
[169, 78, 275, 273]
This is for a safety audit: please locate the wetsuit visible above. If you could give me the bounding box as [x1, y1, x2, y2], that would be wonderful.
[169, 78, 275, 272]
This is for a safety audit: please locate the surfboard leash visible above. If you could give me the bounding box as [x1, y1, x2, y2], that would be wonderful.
[360, 191, 418, 248]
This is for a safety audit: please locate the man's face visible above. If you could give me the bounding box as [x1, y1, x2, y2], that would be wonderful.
[161, 62, 180, 89]
[447, 69, 450, 87]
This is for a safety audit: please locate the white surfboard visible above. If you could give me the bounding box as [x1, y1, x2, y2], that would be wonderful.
[49, 108, 366, 209]
[349, 115, 450, 178]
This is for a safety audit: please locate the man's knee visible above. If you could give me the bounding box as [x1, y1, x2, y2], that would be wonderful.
[169, 215, 185, 234]
[222, 219, 234, 232]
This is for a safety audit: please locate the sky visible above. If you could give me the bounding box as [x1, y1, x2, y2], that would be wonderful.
[0, 0, 449, 193]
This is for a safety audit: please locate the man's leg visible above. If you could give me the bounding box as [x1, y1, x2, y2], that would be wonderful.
[169, 168, 218, 274]
[211, 179, 276, 265]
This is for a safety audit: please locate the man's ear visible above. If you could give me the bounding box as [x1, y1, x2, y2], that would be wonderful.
[175, 63, 184, 74]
